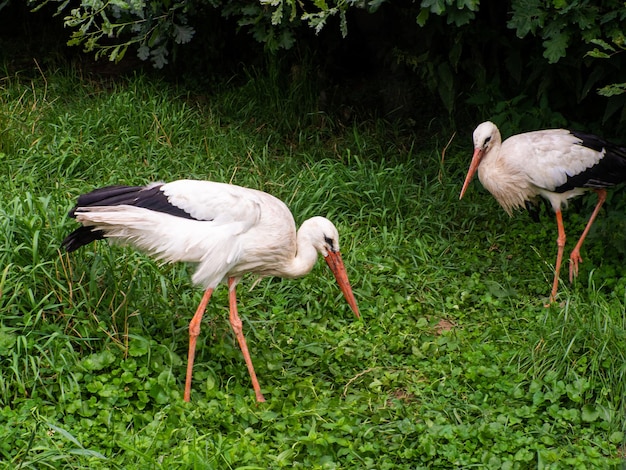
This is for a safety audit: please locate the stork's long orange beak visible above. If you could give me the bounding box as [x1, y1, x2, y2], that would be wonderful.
[460, 147, 483, 200]
[324, 251, 360, 318]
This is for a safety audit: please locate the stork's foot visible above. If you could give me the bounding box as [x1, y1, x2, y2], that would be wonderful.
[568, 250, 583, 283]
[547, 270, 560, 308]
[544, 294, 557, 308]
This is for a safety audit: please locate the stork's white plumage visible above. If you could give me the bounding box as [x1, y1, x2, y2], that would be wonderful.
[460, 121, 626, 303]
[62, 179, 360, 402]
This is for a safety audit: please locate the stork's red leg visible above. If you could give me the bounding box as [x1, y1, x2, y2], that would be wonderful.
[549, 210, 567, 304]
[184, 287, 214, 402]
[568, 189, 606, 283]
[227, 277, 266, 402]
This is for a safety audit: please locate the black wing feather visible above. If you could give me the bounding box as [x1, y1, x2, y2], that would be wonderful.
[62, 183, 197, 252]
[554, 131, 626, 193]
[62, 226, 106, 252]
[68, 184, 195, 219]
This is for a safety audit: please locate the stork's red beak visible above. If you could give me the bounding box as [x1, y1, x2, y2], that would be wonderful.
[324, 251, 360, 318]
[460, 147, 483, 199]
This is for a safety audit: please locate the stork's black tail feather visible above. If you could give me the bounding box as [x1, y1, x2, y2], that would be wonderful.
[62, 182, 195, 253]
[61, 186, 151, 253]
[62, 185, 147, 252]
[62, 226, 105, 252]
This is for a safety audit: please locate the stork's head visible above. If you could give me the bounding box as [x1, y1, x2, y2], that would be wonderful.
[300, 216, 360, 318]
[472, 121, 501, 154]
[460, 121, 501, 199]
[302, 216, 341, 257]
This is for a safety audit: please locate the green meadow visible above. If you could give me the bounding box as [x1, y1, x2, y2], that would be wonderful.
[0, 64, 624, 468]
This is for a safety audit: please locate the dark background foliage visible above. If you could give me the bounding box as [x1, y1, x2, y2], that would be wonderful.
[2, 1, 625, 138]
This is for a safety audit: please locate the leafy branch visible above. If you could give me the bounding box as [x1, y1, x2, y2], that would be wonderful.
[28, 0, 196, 68]
[587, 37, 626, 96]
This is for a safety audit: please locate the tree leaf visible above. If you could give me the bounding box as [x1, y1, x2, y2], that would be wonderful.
[542, 31, 569, 63]
[173, 24, 195, 44]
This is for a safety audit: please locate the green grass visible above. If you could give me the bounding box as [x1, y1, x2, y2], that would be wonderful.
[0, 62, 625, 469]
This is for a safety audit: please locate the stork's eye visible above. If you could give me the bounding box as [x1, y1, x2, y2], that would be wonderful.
[484, 136, 492, 147]
[324, 235, 336, 252]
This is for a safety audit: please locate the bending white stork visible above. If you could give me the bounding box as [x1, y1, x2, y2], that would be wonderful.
[460, 121, 626, 303]
[62, 179, 360, 402]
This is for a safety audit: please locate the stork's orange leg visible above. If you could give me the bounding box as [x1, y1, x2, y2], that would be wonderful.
[227, 277, 266, 402]
[184, 287, 214, 402]
[568, 189, 606, 283]
[549, 210, 567, 304]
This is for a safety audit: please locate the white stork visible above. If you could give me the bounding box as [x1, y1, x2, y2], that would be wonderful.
[460, 121, 626, 303]
[62, 179, 360, 402]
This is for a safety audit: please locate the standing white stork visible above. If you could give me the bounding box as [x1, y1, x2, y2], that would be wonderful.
[460, 121, 626, 303]
[62, 179, 360, 402]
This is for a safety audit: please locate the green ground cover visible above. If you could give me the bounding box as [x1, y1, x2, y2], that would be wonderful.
[0, 65, 624, 468]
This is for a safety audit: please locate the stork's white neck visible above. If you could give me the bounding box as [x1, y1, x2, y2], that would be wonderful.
[281, 237, 318, 278]
[279, 224, 323, 279]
